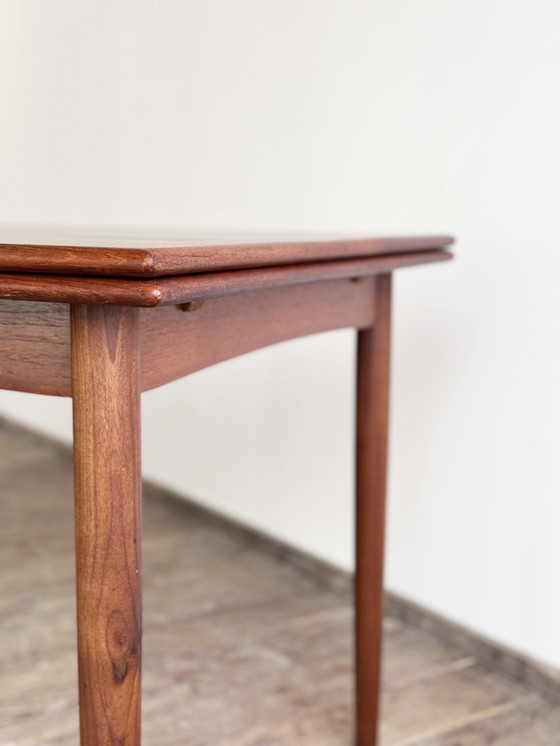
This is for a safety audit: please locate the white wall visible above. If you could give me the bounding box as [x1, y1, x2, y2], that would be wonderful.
[1, 0, 559, 668]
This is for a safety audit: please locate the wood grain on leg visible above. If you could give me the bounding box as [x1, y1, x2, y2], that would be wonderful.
[355, 273, 392, 746]
[71, 305, 142, 746]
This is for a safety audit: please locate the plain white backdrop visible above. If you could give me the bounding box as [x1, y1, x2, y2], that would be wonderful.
[1, 1, 559, 668]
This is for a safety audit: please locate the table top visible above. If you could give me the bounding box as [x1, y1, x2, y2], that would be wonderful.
[0, 226, 453, 278]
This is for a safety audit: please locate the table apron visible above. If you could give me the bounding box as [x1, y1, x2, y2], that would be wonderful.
[0, 276, 377, 397]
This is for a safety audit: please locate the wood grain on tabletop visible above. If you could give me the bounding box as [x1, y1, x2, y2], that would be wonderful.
[71, 305, 142, 746]
[0, 226, 454, 276]
[0, 249, 452, 307]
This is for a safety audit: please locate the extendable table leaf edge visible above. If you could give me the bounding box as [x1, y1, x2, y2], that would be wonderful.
[0, 229, 454, 746]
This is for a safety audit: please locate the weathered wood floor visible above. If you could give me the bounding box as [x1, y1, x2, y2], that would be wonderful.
[1, 423, 559, 745]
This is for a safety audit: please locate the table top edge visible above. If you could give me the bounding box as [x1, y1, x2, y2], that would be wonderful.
[0, 249, 453, 307]
[0, 229, 454, 278]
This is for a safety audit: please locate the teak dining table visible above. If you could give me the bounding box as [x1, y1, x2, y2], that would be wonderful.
[0, 228, 453, 746]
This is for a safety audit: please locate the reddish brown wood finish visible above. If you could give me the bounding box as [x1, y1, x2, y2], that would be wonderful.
[0, 231, 452, 744]
[355, 274, 392, 746]
[0, 273, 164, 307]
[0, 300, 70, 396]
[71, 305, 142, 746]
[0, 249, 451, 307]
[140, 278, 375, 391]
[0, 279, 374, 396]
[152, 250, 451, 305]
[0, 226, 453, 276]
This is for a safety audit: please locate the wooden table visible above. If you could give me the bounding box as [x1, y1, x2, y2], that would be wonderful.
[0, 228, 453, 746]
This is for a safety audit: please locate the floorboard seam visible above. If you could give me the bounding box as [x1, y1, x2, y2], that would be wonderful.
[392, 697, 532, 746]
[387, 656, 476, 691]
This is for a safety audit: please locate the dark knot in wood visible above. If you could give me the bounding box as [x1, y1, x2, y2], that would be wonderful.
[106, 609, 139, 686]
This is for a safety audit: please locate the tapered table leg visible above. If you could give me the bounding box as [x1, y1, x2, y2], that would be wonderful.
[355, 273, 392, 746]
[71, 305, 142, 746]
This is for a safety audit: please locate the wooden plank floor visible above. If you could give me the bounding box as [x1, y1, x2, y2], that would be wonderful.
[1, 423, 559, 745]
